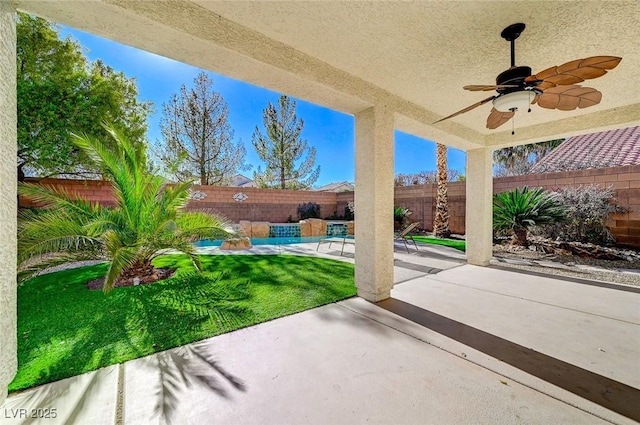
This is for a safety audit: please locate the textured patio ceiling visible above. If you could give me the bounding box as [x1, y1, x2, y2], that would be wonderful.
[17, 1, 640, 150]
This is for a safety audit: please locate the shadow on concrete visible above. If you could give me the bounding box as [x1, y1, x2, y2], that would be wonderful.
[490, 265, 640, 294]
[145, 342, 246, 425]
[409, 247, 467, 263]
[377, 298, 640, 422]
[0, 366, 115, 425]
[392, 259, 442, 275]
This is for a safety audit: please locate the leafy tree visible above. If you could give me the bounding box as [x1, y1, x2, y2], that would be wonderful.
[17, 13, 150, 180]
[493, 139, 564, 177]
[157, 72, 247, 185]
[493, 186, 566, 246]
[433, 143, 451, 238]
[252, 95, 320, 189]
[18, 124, 237, 293]
[394, 169, 463, 186]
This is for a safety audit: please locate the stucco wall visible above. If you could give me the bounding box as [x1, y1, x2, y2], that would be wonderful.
[0, 1, 17, 403]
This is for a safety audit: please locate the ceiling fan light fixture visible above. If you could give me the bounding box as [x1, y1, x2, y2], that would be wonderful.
[492, 90, 536, 113]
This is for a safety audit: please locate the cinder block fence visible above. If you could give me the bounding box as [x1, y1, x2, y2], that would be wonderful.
[20, 164, 640, 248]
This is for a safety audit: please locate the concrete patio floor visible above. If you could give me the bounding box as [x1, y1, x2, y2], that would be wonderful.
[2, 243, 639, 425]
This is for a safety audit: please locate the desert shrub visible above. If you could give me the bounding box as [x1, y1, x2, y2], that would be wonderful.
[493, 186, 566, 246]
[297, 202, 320, 220]
[343, 204, 354, 221]
[536, 184, 626, 245]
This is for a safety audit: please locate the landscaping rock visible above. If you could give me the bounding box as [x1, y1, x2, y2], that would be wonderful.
[299, 220, 312, 237]
[251, 222, 270, 238]
[528, 236, 640, 262]
[239, 220, 252, 237]
[307, 218, 327, 237]
[347, 221, 355, 236]
[493, 238, 640, 286]
[220, 237, 252, 250]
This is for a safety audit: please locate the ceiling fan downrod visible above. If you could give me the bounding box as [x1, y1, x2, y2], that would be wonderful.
[501, 23, 526, 68]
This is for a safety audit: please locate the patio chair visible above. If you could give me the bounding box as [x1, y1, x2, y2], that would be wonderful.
[395, 221, 420, 253]
[316, 235, 355, 256]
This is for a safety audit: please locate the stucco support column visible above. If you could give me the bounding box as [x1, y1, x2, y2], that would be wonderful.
[354, 106, 394, 301]
[465, 147, 493, 266]
[0, 0, 17, 404]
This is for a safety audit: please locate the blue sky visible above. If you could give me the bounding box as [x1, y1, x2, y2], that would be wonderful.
[60, 26, 466, 187]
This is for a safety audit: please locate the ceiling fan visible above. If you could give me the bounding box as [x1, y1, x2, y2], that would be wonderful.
[434, 23, 622, 132]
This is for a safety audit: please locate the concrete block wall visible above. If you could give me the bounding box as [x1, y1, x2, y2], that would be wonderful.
[493, 165, 640, 248]
[19, 164, 640, 248]
[336, 191, 354, 218]
[20, 180, 338, 223]
[186, 185, 338, 222]
[20, 178, 116, 208]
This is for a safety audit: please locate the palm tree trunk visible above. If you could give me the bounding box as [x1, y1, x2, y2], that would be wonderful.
[513, 227, 528, 246]
[120, 259, 155, 282]
[434, 143, 451, 238]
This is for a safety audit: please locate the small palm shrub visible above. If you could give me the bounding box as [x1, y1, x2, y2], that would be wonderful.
[18, 125, 237, 292]
[393, 206, 412, 229]
[535, 184, 625, 245]
[493, 186, 566, 246]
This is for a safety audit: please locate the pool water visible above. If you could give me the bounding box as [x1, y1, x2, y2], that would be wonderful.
[194, 236, 341, 247]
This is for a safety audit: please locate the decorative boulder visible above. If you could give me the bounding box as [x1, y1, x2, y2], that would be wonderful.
[347, 221, 355, 236]
[251, 222, 270, 238]
[239, 220, 252, 237]
[307, 218, 327, 237]
[220, 237, 252, 250]
[299, 220, 312, 237]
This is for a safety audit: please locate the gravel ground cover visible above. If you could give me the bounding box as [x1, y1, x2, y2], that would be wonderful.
[493, 244, 640, 286]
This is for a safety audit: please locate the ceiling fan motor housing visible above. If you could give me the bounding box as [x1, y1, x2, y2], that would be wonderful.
[496, 66, 532, 92]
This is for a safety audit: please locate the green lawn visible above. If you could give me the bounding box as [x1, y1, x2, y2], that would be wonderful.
[411, 236, 466, 251]
[11, 254, 355, 392]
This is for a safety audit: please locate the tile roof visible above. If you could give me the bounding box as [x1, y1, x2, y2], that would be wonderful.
[313, 181, 355, 192]
[531, 126, 640, 173]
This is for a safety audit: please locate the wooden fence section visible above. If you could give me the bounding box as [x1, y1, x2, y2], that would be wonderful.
[20, 164, 640, 248]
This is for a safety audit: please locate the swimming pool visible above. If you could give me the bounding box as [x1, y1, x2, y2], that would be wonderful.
[194, 236, 347, 247]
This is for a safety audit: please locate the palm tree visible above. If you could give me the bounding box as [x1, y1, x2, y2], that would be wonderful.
[493, 139, 564, 176]
[18, 125, 237, 292]
[493, 186, 566, 246]
[433, 143, 451, 238]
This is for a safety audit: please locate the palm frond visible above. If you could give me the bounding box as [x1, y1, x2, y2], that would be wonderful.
[493, 186, 566, 230]
[19, 183, 96, 217]
[101, 229, 142, 292]
[19, 123, 234, 292]
[175, 211, 236, 241]
[18, 252, 105, 283]
[70, 131, 122, 176]
[18, 211, 102, 264]
[167, 239, 203, 273]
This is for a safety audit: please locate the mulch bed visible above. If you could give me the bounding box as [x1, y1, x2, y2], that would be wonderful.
[86, 268, 176, 290]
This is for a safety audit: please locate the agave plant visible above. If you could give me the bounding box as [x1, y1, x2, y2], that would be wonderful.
[18, 125, 237, 292]
[493, 186, 566, 246]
